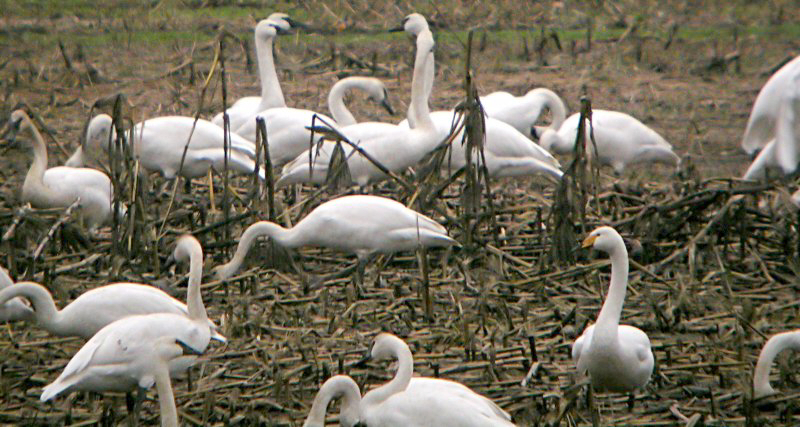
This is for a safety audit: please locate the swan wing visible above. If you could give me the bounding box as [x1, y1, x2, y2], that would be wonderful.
[742, 56, 800, 153]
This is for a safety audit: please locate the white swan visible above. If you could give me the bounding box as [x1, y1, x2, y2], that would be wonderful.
[214, 195, 456, 279]
[0, 236, 224, 341]
[0, 266, 33, 322]
[397, 51, 562, 180]
[358, 333, 515, 426]
[233, 76, 394, 165]
[741, 55, 800, 154]
[211, 13, 296, 130]
[572, 226, 654, 393]
[67, 114, 264, 180]
[9, 110, 115, 230]
[753, 330, 800, 399]
[742, 75, 800, 180]
[538, 110, 680, 174]
[303, 375, 362, 427]
[277, 13, 440, 187]
[480, 87, 568, 140]
[40, 312, 211, 407]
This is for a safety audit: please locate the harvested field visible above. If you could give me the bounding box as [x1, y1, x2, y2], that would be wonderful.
[2, 1, 800, 426]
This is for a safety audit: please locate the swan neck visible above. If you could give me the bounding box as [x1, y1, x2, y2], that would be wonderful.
[754, 332, 800, 397]
[328, 79, 358, 126]
[0, 282, 61, 333]
[541, 90, 567, 130]
[19, 115, 57, 202]
[593, 242, 629, 343]
[407, 30, 434, 130]
[218, 221, 293, 278]
[255, 32, 285, 111]
[367, 339, 414, 405]
[186, 245, 207, 321]
[154, 363, 178, 427]
[65, 146, 86, 167]
[303, 376, 361, 427]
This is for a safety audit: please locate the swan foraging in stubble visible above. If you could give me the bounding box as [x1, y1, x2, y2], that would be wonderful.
[302, 375, 362, 427]
[211, 13, 298, 130]
[481, 87, 568, 140]
[214, 195, 457, 280]
[0, 266, 33, 323]
[357, 333, 515, 427]
[234, 76, 395, 165]
[67, 114, 265, 180]
[537, 110, 680, 174]
[8, 110, 115, 230]
[572, 226, 654, 393]
[753, 330, 800, 399]
[0, 235, 224, 341]
[277, 13, 440, 187]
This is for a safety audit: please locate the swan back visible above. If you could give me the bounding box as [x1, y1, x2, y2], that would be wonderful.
[742, 55, 800, 154]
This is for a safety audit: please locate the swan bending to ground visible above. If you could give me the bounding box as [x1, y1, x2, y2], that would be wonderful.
[67, 114, 264, 180]
[538, 110, 680, 174]
[215, 195, 456, 280]
[753, 330, 800, 399]
[8, 110, 115, 230]
[0, 266, 33, 322]
[234, 76, 395, 165]
[741, 55, 800, 154]
[358, 333, 515, 426]
[303, 375, 362, 427]
[211, 13, 297, 130]
[742, 76, 800, 180]
[0, 236, 223, 341]
[481, 87, 568, 140]
[277, 14, 440, 187]
[572, 226, 654, 393]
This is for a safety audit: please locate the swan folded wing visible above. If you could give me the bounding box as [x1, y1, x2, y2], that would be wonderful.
[192, 149, 265, 180]
[384, 228, 456, 249]
[480, 156, 563, 180]
[41, 337, 106, 401]
[371, 389, 515, 427]
[408, 378, 511, 421]
[776, 96, 800, 174]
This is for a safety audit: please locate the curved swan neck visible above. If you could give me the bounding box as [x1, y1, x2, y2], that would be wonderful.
[217, 221, 294, 279]
[184, 242, 207, 321]
[529, 88, 567, 130]
[154, 362, 178, 427]
[303, 376, 361, 427]
[593, 238, 629, 342]
[328, 78, 360, 126]
[366, 336, 414, 405]
[65, 146, 87, 167]
[0, 282, 62, 332]
[255, 29, 285, 111]
[17, 113, 60, 204]
[407, 29, 435, 130]
[754, 331, 800, 398]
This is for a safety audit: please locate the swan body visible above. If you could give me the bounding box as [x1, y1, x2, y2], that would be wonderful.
[742, 55, 800, 154]
[0, 236, 223, 341]
[211, 13, 296, 130]
[359, 333, 514, 427]
[68, 114, 264, 180]
[753, 330, 800, 399]
[539, 110, 680, 174]
[742, 76, 800, 180]
[234, 77, 394, 165]
[277, 14, 439, 187]
[9, 110, 114, 230]
[40, 313, 210, 402]
[480, 87, 568, 140]
[0, 266, 33, 322]
[572, 226, 654, 393]
[215, 195, 456, 279]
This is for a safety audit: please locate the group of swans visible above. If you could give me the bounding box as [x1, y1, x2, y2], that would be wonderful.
[303, 333, 514, 427]
[741, 55, 800, 181]
[0, 236, 223, 426]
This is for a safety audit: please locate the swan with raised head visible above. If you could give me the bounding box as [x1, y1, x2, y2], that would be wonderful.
[0, 266, 33, 323]
[214, 195, 456, 280]
[233, 76, 395, 165]
[743, 75, 800, 180]
[753, 330, 800, 399]
[277, 14, 440, 187]
[538, 110, 680, 174]
[358, 333, 515, 426]
[481, 87, 568, 140]
[0, 235, 224, 341]
[67, 114, 264, 180]
[211, 13, 297, 130]
[8, 110, 114, 230]
[572, 226, 654, 393]
[741, 55, 800, 155]
[302, 375, 362, 427]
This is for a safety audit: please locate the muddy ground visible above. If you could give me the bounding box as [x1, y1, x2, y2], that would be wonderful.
[2, 1, 800, 426]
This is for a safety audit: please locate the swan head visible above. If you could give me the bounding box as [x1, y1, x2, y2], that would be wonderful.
[83, 114, 114, 157]
[538, 128, 564, 153]
[392, 13, 429, 36]
[582, 226, 625, 256]
[259, 12, 302, 37]
[171, 235, 203, 265]
[364, 78, 395, 115]
[5, 109, 30, 142]
[370, 332, 406, 361]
